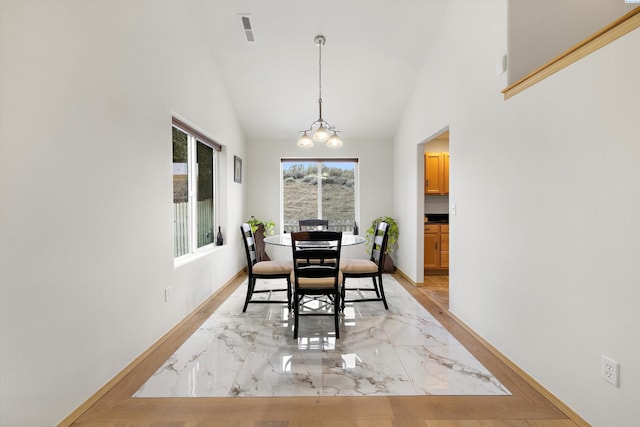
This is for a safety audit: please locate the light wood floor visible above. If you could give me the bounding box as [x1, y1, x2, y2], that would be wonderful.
[64, 273, 588, 427]
[421, 274, 450, 310]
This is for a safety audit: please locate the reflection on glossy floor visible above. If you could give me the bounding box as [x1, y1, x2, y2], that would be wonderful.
[135, 275, 509, 398]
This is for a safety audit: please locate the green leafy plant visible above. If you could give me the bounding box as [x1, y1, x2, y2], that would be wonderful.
[365, 216, 399, 255]
[247, 216, 275, 236]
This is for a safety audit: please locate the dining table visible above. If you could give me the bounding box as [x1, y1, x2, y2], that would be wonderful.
[264, 233, 366, 247]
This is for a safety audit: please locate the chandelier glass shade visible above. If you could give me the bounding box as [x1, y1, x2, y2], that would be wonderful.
[297, 131, 313, 147]
[297, 35, 343, 148]
[326, 131, 342, 147]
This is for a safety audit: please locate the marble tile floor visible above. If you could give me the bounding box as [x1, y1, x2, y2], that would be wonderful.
[134, 275, 510, 398]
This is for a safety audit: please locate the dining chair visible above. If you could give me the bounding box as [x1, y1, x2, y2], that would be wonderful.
[298, 219, 331, 264]
[298, 219, 329, 230]
[290, 231, 343, 339]
[340, 221, 390, 310]
[240, 223, 293, 312]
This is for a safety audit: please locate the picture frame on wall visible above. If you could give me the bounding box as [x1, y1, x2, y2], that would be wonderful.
[234, 156, 242, 183]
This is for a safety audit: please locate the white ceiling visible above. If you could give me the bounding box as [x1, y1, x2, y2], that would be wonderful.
[188, 1, 450, 142]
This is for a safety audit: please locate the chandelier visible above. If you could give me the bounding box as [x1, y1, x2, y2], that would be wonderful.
[297, 35, 343, 148]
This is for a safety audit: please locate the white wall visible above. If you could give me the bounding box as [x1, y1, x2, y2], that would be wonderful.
[245, 138, 393, 261]
[394, 1, 640, 425]
[0, 2, 245, 425]
[507, 0, 637, 84]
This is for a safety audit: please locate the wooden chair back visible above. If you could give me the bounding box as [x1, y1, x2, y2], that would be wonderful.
[240, 223, 258, 271]
[298, 219, 329, 231]
[370, 221, 390, 270]
[290, 230, 343, 338]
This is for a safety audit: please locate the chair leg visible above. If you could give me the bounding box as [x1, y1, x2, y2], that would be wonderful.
[334, 289, 340, 339]
[377, 274, 389, 310]
[286, 277, 292, 310]
[293, 293, 300, 339]
[243, 276, 255, 312]
[371, 276, 381, 298]
[340, 277, 347, 311]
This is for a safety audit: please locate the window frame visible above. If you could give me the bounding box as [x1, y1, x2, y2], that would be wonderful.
[172, 117, 222, 260]
[280, 158, 359, 233]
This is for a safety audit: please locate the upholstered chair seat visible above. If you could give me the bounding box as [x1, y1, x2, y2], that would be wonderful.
[291, 271, 343, 289]
[253, 260, 293, 274]
[339, 259, 377, 274]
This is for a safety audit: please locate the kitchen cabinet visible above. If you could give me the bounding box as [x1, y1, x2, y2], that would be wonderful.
[440, 224, 449, 268]
[443, 153, 449, 194]
[424, 152, 449, 195]
[424, 224, 439, 268]
[424, 223, 448, 271]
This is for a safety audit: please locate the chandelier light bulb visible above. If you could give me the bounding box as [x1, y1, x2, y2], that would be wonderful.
[297, 132, 314, 147]
[312, 124, 331, 142]
[326, 132, 343, 147]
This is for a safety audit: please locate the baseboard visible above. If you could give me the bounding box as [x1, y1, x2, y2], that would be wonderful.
[395, 267, 423, 287]
[57, 269, 245, 426]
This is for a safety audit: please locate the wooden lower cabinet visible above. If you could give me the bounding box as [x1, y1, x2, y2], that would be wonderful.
[424, 224, 440, 269]
[424, 224, 439, 269]
[440, 225, 449, 269]
[424, 223, 448, 271]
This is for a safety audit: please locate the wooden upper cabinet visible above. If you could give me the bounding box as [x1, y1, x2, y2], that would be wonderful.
[424, 152, 449, 195]
[424, 153, 441, 195]
[443, 153, 449, 194]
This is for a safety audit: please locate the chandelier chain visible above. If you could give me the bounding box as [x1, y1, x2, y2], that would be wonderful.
[297, 34, 342, 148]
[318, 38, 323, 120]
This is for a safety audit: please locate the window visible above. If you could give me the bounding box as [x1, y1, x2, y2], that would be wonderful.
[172, 117, 221, 258]
[281, 159, 358, 233]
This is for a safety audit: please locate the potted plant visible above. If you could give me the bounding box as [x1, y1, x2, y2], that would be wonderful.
[365, 216, 399, 273]
[246, 216, 275, 261]
[247, 216, 275, 236]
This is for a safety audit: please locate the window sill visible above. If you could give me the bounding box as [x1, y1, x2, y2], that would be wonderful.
[173, 244, 225, 269]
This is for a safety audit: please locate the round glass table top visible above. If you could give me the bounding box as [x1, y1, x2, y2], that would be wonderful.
[264, 234, 365, 247]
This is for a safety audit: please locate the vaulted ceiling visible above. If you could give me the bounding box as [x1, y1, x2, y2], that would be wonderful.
[188, 1, 449, 142]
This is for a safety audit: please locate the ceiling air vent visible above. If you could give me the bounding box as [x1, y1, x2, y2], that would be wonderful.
[240, 15, 255, 42]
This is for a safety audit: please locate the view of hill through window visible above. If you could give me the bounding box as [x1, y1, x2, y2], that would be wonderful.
[282, 160, 356, 232]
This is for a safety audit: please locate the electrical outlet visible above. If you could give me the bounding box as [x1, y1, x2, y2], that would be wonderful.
[164, 287, 171, 302]
[601, 355, 619, 387]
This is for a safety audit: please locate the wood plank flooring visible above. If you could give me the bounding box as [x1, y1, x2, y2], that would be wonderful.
[420, 275, 450, 310]
[64, 273, 588, 427]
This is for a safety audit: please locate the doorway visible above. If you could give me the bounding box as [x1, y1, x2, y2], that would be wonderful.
[421, 130, 449, 308]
